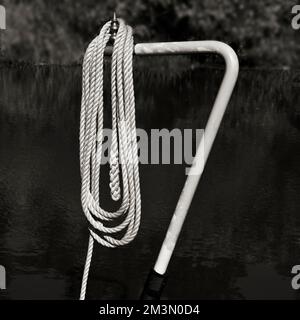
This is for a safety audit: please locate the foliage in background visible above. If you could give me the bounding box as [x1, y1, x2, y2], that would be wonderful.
[1, 0, 298, 66]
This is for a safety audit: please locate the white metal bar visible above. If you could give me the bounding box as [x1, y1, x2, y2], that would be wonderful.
[129, 41, 239, 275]
[110, 40, 238, 276]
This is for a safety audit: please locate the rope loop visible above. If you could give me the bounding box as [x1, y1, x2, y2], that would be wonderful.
[79, 19, 141, 300]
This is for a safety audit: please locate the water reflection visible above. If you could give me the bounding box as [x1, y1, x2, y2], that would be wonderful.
[0, 63, 299, 299]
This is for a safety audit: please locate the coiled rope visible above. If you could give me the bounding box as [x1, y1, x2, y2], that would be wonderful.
[79, 19, 141, 300]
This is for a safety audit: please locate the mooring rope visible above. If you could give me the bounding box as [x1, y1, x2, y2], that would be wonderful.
[79, 19, 141, 300]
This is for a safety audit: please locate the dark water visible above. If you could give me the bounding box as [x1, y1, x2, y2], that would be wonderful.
[0, 63, 300, 300]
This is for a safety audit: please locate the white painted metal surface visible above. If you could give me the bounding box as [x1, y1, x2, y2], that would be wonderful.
[153, 41, 239, 275]
[108, 40, 239, 276]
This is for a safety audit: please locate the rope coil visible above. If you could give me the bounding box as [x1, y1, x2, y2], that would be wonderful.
[79, 19, 141, 300]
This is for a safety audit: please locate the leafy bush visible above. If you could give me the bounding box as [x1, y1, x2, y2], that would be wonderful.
[1, 0, 298, 66]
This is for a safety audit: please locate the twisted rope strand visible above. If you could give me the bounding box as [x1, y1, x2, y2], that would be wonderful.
[79, 19, 141, 300]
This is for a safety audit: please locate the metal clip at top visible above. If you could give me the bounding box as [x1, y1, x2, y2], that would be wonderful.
[109, 12, 119, 43]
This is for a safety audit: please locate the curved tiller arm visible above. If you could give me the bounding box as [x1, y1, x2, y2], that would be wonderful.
[135, 41, 239, 299]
